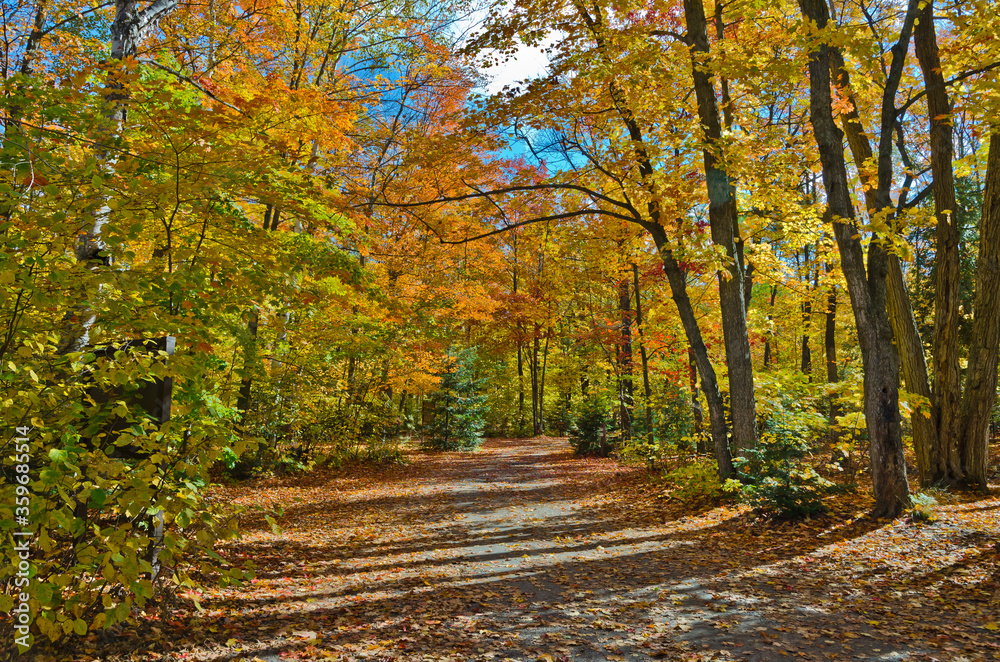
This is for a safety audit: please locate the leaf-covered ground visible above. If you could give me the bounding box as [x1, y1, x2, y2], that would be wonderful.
[63, 438, 1000, 661]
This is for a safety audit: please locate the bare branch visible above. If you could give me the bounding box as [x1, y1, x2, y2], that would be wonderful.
[897, 61, 1000, 116]
[410, 207, 640, 245]
[373, 181, 637, 213]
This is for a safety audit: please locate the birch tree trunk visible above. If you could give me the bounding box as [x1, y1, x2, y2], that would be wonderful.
[57, 0, 181, 355]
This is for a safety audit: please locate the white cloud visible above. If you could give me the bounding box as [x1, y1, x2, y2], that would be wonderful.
[479, 37, 554, 95]
[451, 3, 555, 96]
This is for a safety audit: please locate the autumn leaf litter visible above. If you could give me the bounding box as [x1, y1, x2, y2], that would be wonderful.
[61, 438, 1000, 662]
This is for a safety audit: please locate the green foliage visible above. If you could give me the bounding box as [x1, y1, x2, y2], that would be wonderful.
[755, 369, 828, 441]
[725, 433, 845, 518]
[0, 75, 353, 647]
[231, 386, 408, 477]
[661, 459, 725, 502]
[621, 384, 696, 468]
[423, 348, 488, 451]
[544, 390, 575, 437]
[308, 398, 408, 468]
[568, 397, 616, 457]
[479, 356, 522, 437]
[0, 343, 252, 649]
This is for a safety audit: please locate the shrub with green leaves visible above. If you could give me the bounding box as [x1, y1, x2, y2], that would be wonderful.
[725, 433, 846, 518]
[623, 384, 696, 468]
[1, 344, 253, 652]
[568, 398, 616, 457]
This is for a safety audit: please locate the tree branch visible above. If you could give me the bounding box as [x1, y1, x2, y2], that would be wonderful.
[409, 207, 639, 245]
[373, 181, 637, 213]
[876, 0, 920, 196]
[138, 0, 180, 31]
[138, 59, 246, 114]
[28, 2, 115, 43]
[897, 61, 1000, 116]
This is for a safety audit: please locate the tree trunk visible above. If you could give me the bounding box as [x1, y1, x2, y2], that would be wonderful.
[763, 285, 777, 368]
[800, 247, 813, 377]
[826, 6, 936, 486]
[689, 346, 706, 453]
[618, 275, 634, 441]
[658, 245, 733, 479]
[517, 340, 525, 427]
[957, 136, 1000, 492]
[531, 328, 541, 436]
[539, 332, 550, 435]
[683, 0, 758, 455]
[514, 233, 525, 432]
[633, 263, 653, 444]
[572, 0, 733, 476]
[825, 264, 842, 447]
[915, 0, 964, 486]
[236, 307, 259, 415]
[799, 0, 910, 518]
[57, 0, 182, 354]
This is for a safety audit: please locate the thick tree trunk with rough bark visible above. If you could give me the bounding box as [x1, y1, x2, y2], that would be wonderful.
[886, 256, 936, 481]
[958, 136, 1000, 492]
[799, 0, 910, 518]
[827, 17, 937, 485]
[683, 0, 758, 455]
[915, 0, 964, 486]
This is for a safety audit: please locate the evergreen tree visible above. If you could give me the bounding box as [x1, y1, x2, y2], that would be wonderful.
[424, 348, 488, 451]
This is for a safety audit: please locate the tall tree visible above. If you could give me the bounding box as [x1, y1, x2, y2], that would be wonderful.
[633, 262, 653, 444]
[798, 0, 911, 517]
[957, 136, 1000, 491]
[681, 0, 758, 455]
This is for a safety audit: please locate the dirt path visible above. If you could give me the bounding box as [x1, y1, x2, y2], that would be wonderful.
[87, 437, 1000, 662]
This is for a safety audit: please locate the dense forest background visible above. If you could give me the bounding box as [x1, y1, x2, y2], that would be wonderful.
[2, 0, 1000, 651]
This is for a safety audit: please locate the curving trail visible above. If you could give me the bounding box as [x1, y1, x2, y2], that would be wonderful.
[89, 437, 1000, 662]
